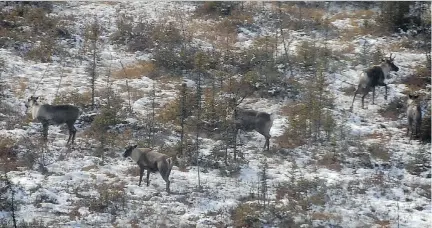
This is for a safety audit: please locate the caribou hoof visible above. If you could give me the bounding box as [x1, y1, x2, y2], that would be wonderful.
[384, 96, 388, 100]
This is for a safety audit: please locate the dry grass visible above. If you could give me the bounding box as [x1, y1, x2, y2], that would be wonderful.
[367, 142, 391, 162]
[13, 77, 29, 99]
[339, 43, 356, 55]
[364, 132, 390, 143]
[116, 85, 149, 103]
[277, 4, 326, 22]
[378, 97, 405, 121]
[311, 212, 342, 222]
[329, 9, 375, 23]
[340, 85, 356, 96]
[316, 152, 342, 171]
[275, 101, 309, 149]
[186, 20, 218, 42]
[400, 65, 431, 92]
[126, 166, 139, 177]
[374, 220, 391, 228]
[102, 1, 119, 5]
[388, 35, 429, 53]
[328, 9, 386, 41]
[339, 23, 386, 41]
[53, 89, 92, 107]
[364, 171, 386, 187]
[231, 202, 261, 228]
[81, 165, 98, 172]
[113, 61, 158, 79]
[0, 137, 19, 172]
[187, 19, 238, 50]
[154, 75, 183, 90]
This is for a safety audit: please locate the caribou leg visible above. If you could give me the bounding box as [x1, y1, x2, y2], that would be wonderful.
[71, 126, 77, 144]
[146, 169, 151, 186]
[350, 87, 360, 110]
[384, 84, 388, 100]
[351, 93, 357, 110]
[66, 122, 77, 145]
[264, 136, 270, 151]
[361, 92, 368, 109]
[372, 87, 375, 105]
[42, 122, 49, 141]
[377, 82, 388, 100]
[161, 173, 171, 193]
[138, 166, 145, 186]
[66, 130, 72, 145]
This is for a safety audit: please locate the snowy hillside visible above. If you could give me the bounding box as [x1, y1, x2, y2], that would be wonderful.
[0, 2, 430, 228]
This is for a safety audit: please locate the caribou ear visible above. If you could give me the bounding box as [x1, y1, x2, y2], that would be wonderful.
[408, 94, 413, 99]
[35, 96, 39, 100]
[133, 144, 138, 149]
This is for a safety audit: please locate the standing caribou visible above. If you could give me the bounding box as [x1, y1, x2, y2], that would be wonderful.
[406, 94, 422, 142]
[233, 108, 275, 151]
[123, 145, 174, 193]
[351, 54, 399, 109]
[25, 96, 80, 144]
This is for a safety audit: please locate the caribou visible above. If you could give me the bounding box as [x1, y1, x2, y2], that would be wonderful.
[123, 145, 174, 193]
[233, 108, 275, 151]
[406, 94, 422, 142]
[351, 54, 399, 109]
[25, 96, 80, 144]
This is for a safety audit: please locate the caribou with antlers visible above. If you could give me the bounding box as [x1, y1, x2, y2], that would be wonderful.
[228, 96, 275, 151]
[351, 53, 399, 109]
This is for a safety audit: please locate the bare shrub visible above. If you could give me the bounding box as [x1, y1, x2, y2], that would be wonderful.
[276, 73, 335, 148]
[235, 36, 277, 75]
[0, 3, 70, 62]
[53, 89, 92, 109]
[113, 61, 158, 79]
[231, 202, 262, 228]
[295, 41, 334, 72]
[87, 182, 127, 214]
[316, 151, 342, 171]
[110, 14, 155, 52]
[276, 178, 327, 213]
[33, 192, 58, 208]
[16, 219, 48, 228]
[367, 143, 390, 162]
[85, 91, 126, 161]
[400, 65, 431, 91]
[218, 161, 243, 177]
[156, 86, 197, 125]
[194, 2, 240, 18]
[275, 103, 308, 149]
[0, 137, 19, 172]
[406, 146, 430, 176]
[419, 108, 431, 143]
[377, 97, 404, 121]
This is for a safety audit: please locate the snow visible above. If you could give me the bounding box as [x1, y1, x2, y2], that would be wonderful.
[0, 1, 430, 228]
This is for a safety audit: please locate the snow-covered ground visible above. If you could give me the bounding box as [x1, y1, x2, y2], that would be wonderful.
[0, 2, 430, 228]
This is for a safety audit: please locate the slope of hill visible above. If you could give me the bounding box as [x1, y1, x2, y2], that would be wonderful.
[0, 2, 430, 228]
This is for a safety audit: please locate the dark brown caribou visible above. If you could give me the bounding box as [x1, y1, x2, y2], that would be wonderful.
[351, 54, 399, 109]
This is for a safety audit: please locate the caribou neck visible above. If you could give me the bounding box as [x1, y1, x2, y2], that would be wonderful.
[407, 98, 419, 107]
[31, 103, 41, 120]
[130, 148, 141, 163]
[380, 62, 391, 77]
